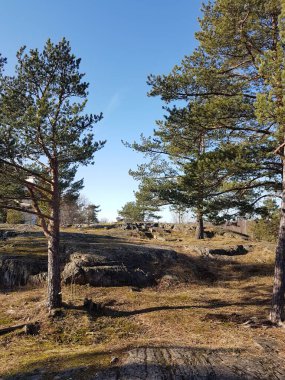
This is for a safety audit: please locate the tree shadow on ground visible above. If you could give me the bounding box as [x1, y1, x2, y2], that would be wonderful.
[92, 300, 270, 319]
[65, 295, 270, 323]
[184, 252, 274, 281]
[4, 345, 255, 380]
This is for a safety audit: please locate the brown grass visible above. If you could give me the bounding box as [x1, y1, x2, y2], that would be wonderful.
[0, 225, 284, 378]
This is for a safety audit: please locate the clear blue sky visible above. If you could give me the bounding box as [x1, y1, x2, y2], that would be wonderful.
[0, 0, 203, 221]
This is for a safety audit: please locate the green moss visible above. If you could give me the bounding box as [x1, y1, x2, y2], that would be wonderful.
[0, 315, 13, 326]
[88, 316, 142, 344]
[5, 347, 111, 379]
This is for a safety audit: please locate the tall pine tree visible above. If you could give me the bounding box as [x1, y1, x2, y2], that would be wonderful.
[0, 39, 105, 309]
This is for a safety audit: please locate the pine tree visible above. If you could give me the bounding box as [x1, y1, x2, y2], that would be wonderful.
[118, 201, 145, 223]
[127, 89, 266, 238]
[84, 204, 101, 224]
[0, 39, 105, 309]
[135, 180, 162, 221]
[192, 0, 284, 325]
[128, 0, 285, 321]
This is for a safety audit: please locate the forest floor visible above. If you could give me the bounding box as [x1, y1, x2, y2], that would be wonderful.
[0, 224, 284, 379]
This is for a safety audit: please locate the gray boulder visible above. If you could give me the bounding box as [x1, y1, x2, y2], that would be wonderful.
[0, 230, 18, 241]
[62, 246, 177, 288]
[193, 244, 250, 257]
[62, 252, 150, 287]
[0, 256, 47, 288]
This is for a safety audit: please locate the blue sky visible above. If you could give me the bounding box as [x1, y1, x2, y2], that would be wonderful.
[0, 0, 203, 221]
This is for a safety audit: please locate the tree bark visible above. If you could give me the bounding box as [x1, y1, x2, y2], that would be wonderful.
[195, 212, 204, 240]
[270, 159, 285, 324]
[47, 165, 62, 309]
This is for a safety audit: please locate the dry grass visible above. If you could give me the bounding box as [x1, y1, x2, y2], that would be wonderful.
[0, 225, 284, 378]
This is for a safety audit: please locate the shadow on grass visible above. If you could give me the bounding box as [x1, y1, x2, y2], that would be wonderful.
[98, 298, 271, 318]
[64, 294, 270, 321]
[3, 345, 250, 380]
[178, 253, 274, 285]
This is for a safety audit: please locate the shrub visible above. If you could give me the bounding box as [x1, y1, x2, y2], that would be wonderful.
[251, 215, 279, 242]
[6, 209, 25, 224]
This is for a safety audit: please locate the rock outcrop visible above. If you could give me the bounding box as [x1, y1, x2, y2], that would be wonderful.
[62, 246, 177, 287]
[193, 244, 251, 257]
[121, 223, 175, 240]
[0, 230, 18, 241]
[0, 255, 47, 288]
[93, 346, 285, 380]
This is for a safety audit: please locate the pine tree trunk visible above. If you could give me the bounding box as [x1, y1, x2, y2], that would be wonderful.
[47, 165, 62, 310]
[270, 160, 285, 324]
[47, 227, 61, 309]
[195, 212, 204, 240]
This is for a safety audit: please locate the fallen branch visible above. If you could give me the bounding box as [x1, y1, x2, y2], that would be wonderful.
[0, 322, 40, 336]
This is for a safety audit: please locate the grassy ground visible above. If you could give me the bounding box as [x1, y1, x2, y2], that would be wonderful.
[0, 225, 284, 378]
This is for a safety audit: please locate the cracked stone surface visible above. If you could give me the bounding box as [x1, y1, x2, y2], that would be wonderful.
[93, 346, 285, 380]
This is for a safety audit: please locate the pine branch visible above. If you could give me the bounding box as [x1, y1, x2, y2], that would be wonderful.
[27, 186, 51, 236]
[0, 203, 53, 220]
[0, 158, 52, 185]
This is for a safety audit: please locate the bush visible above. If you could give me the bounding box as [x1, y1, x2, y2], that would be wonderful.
[6, 209, 25, 224]
[251, 215, 279, 242]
